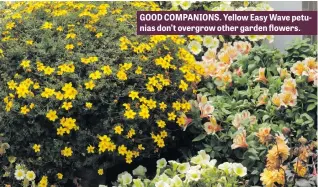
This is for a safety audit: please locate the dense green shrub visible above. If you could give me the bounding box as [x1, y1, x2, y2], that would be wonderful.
[0, 2, 205, 186]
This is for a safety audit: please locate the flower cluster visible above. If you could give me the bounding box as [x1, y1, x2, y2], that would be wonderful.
[271, 57, 318, 109]
[195, 41, 253, 90]
[0, 1, 208, 185]
[108, 150, 247, 187]
[13, 164, 36, 185]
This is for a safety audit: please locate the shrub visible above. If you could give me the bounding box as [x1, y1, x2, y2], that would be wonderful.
[183, 39, 317, 185]
[0, 1, 204, 186]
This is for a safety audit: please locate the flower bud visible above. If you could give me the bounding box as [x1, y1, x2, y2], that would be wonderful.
[298, 136, 307, 144]
[282, 127, 291, 136]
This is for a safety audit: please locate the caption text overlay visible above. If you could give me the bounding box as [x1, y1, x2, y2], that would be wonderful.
[137, 11, 317, 35]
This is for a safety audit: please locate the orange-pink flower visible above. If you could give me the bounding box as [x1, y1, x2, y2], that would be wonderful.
[277, 67, 290, 79]
[232, 110, 257, 129]
[218, 51, 231, 65]
[280, 91, 297, 107]
[204, 116, 222, 135]
[304, 57, 317, 70]
[234, 41, 252, 55]
[235, 66, 243, 76]
[231, 129, 248, 149]
[291, 61, 308, 76]
[271, 93, 283, 108]
[197, 94, 214, 118]
[202, 49, 217, 63]
[254, 68, 267, 84]
[257, 90, 269, 106]
[256, 127, 271, 144]
[307, 69, 317, 83]
[281, 78, 298, 96]
[179, 113, 192, 131]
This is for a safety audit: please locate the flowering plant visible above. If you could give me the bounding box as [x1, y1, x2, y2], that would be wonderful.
[183, 39, 317, 185]
[0, 1, 204, 186]
[109, 150, 247, 187]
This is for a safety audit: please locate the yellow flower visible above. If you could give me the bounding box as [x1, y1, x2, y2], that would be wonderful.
[96, 32, 103, 38]
[167, 112, 176, 121]
[55, 91, 64, 100]
[56, 173, 63, 180]
[118, 145, 127, 155]
[41, 22, 53, 30]
[176, 116, 186, 126]
[157, 139, 165, 148]
[6, 21, 15, 30]
[138, 144, 145, 151]
[160, 130, 168, 138]
[97, 169, 104, 175]
[89, 71, 102, 80]
[33, 144, 41, 153]
[87, 145, 95, 153]
[7, 80, 17, 90]
[101, 65, 112, 75]
[179, 80, 188, 91]
[127, 129, 136, 138]
[61, 147, 73, 157]
[38, 176, 48, 187]
[146, 99, 156, 109]
[20, 60, 30, 68]
[181, 102, 191, 112]
[29, 103, 35, 109]
[41, 88, 55, 98]
[172, 101, 182, 111]
[293, 162, 307, 177]
[62, 102, 72, 110]
[85, 80, 95, 90]
[124, 109, 136, 119]
[57, 127, 66, 136]
[33, 83, 40, 89]
[139, 108, 150, 119]
[114, 125, 124, 135]
[260, 168, 285, 187]
[65, 44, 74, 51]
[135, 66, 143, 74]
[20, 105, 30, 115]
[43, 66, 55, 75]
[123, 103, 131, 110]
[85, 102, 93, 109]
[129, 91, 139, 100]
[56, 26, 63, 31]
[46, 110, 58, 122]
[26, 40, 33, 45]
[66, 33, 76, 39]
[117, 70, 127, 80]
[159, 102, 167, 111]
[156, 120, 166, 128]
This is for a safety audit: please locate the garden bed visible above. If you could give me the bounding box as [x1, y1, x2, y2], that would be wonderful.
[0, 1, 317, 187]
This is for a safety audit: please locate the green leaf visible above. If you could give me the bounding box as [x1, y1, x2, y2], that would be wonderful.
[254, 56, 261, 62]
[192, 134, 206, 142]
[306, 104, 316, 112]
[262, 115, 270, 122]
